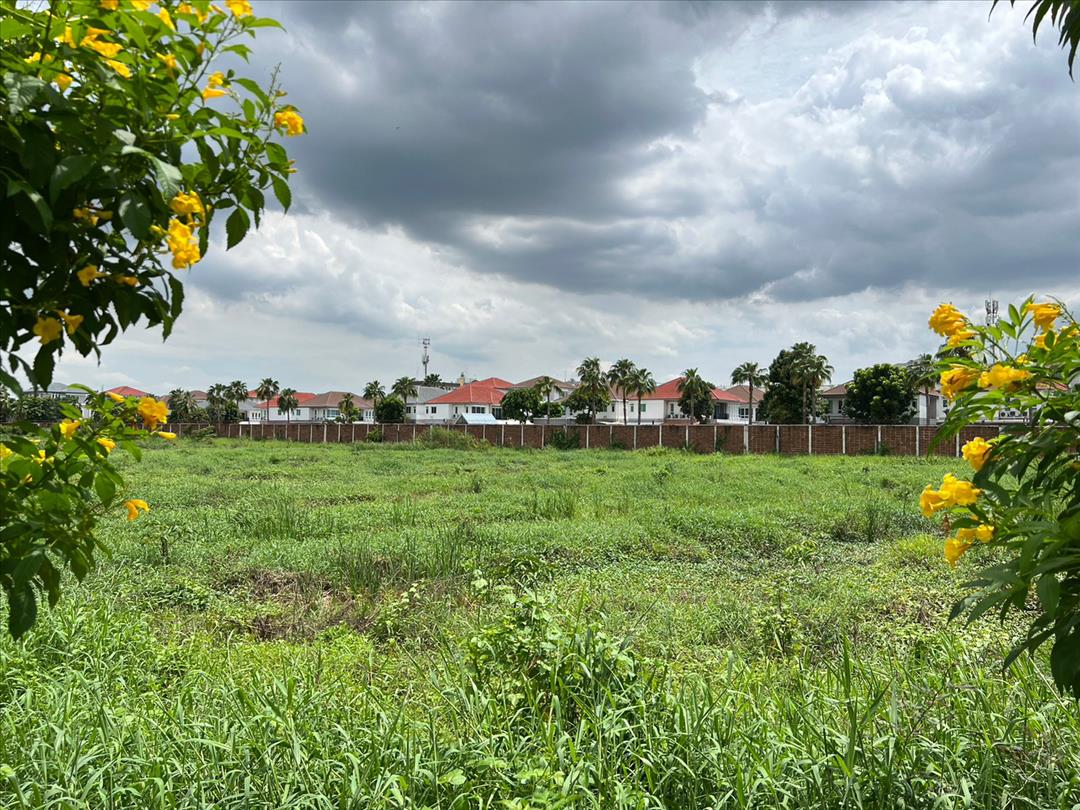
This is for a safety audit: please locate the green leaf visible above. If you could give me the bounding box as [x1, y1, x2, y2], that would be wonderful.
[49, 155, 96, 203]
[225, 207, 250, 250]
[114, 129, 137, 146]
[1037, 574, 1061, 617]
[8, 179, 52, 232]
[149, 157, 183, 200]
[94, 472, 116, 507]
[271, 176, 291, 212]
[118, 191, 152, 240]
[7, 585, 37, 639]
[3, 72, 45, 116]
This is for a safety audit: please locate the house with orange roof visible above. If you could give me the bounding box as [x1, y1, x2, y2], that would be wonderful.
[250, 391, 318, 422]
[421, 378, 512, 422]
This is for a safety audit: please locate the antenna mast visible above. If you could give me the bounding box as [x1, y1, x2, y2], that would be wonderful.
[421, 338, 431, 379]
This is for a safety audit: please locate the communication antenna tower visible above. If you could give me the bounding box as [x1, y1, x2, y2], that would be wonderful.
[985, 297, 999, 327]
[421, 338, 431, 379]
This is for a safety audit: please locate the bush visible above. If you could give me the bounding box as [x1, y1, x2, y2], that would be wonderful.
[416, 427, 489, 451]
[375, 397, 406, 424]
[366, 427, 383, 444]
[549, 429, 579, 450]
[922, 298, 1080, 694]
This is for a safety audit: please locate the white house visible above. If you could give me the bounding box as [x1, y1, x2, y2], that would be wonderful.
[405, 385, 455, 422]
[422, 378, 513, 422]
[599, 377, 743, 423]
[822, 383, 946, 425]
[251, 392, 317, 422]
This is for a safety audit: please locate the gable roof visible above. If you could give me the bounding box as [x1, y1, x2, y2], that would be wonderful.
[512, 376, 576, 391]
[711, 387, 742, 403]
[650, 377, 687, 400]
[427, 381, 505, 406]
[473, 376, 514, 389]
[822, 383, 848, 397]
[303, 391, 374, 409]
[254, 392, 317, 409]
[106, 385, 152, 398]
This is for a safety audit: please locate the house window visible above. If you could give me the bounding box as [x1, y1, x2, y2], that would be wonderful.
[470, 406, 485, 414]
[738, 406, 749, 419]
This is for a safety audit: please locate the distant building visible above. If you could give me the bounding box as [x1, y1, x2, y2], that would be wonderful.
[251, 392, 317, 421]
[423, 378, 513, 421]
[821, 382, 945, 425]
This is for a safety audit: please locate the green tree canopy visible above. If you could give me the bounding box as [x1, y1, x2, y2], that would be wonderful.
[375, 396, 405, 424]
[500, 387, 542, 422]
[677, 368, 714, 423]
[843, 364, 918, 424]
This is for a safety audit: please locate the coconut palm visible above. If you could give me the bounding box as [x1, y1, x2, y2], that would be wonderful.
[907, 353, 937, 426]
[423, 373, 443, 387]
[363, 380, 385, 406]
[627, 367, 656, 425]
[256, 377, 279, 423]
[792, 345, 833, 424]
[167, 388, 198, 422]
[606, 358, 637, 425]
[677, 368, 715, 423]
[533, 375, 560, 423]
[730, 361, 766, 424]
[278, 387, 299, 425]
[226, 380, 248, 405]
[337, 392, 360, 423]
[391, 376, 418, 403]
[575, 357, 607, 422]
[206, 383, 228, 407]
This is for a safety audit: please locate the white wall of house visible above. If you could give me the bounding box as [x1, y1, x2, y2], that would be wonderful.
[266, 406, 311, 422]
[593, 398, 670, 423]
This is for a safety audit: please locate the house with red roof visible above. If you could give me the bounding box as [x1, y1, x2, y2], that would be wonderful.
[721, 385, 765, 423]
[421, 378, 512, 422]
[250, 391, 318, 422]
[601, 377, 744, 423]
[105, 385, 153, 399]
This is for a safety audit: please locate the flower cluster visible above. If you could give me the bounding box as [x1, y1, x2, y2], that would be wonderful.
[166, 191, 205, 269]
[274, 109, 305, 137]
[920, 472, 981, 518]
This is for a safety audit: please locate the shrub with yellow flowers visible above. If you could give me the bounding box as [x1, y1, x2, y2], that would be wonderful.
[923, 297, 1080, 695]
[0, 1, 303, 637]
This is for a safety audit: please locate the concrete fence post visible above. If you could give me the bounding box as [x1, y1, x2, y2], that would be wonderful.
[775, 425, 780, 453]
[685, 424, 689, 447]
[633, 425, 637, 450]
[876, 425, 882, 452]
[585, 425, 590, 449]
[412, 424, 416, 443]
[808, 424, 812, 455]
[350, 424, 356, 442]
[501, 424, 505, 446]
[609, 425, 613, 447]
[713, 424, 717, 453]
[309, 424, 314, 443]
[658, 423, 662, 448]
[842, 425, 846, 455]
[323, 423, 327, 443]
[955, 434, 961, 457]
[914, 426, 919, 457]
[541, 424, 545, 448]
[743, 425, 749, 454]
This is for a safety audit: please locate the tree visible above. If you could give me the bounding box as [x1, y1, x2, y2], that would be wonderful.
[533, 376, 560, 423]
[573, 357, 609, 423]
[256, 377, 279, 424]
[167, 388, 199, 422]
[627, 367, 656, 425]
[226, 380, 248, 406]
[677, 368, 714, 423]
[391, 376, 418, 403]
[919, 298, 1080, 694]
[0, 1, 301, 638]
[337, 392, 360, 423]
[375, 396, 406, 424]
[789, 343, 833, 424]
[606, 358, 637, 425]
[994, 0, 1080, 77]
[500, 387, 542, 422]
[278, 387, 299, 425]
[363, 380, 385, 406]
[758, 348, 806, 424]
[535, 401, 564, 419]
[423, 373, 443, 387]
[842, 364, 917, 424]
[906, 354, 937, 426]
[730, 361, 766, 424]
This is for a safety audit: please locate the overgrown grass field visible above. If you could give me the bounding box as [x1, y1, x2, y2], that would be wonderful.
[3, 437, 1079, 808]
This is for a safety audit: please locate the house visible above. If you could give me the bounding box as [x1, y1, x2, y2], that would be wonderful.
[720, 385, 764, 423]
[710, 387, 746, 421]
[422, 378, 512, 421]
[300, 391, 374, 422]
[251, 392, 317, 421]
[105, 385, 153, 399]
[599, 377, 738, 423]
[405, 385, 454, 422]
[40, 383, 92, 416]
[822, 383, 946, 425]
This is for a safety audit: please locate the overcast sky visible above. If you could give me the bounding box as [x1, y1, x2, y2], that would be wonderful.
[53, 0, 1080, 393]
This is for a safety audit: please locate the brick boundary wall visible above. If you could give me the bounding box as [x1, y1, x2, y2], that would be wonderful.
[160, 420, 1007, 457]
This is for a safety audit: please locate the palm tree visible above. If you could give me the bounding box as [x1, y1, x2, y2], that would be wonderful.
[363, 380, 385, 406]
[606, 358, 637, 425]
[167, 388, 198, 422]
[907, 354, 937, 426]
[206, 383, 228, 407]
[256, 377, 279, 423]
[731, 361, 766, 424]
[575, 357, 606, 423]
[227, 380, 248, 405]
[423, 373, 443, 387]
[391, 376, 418, 403]
[792, 345, 833, 424]
[338, 392, 359, 423]
[278, 387, 299, 426]
[628, 367, 656, 425]
[677, 368, 714, 423]
[533, 375, 560, 423]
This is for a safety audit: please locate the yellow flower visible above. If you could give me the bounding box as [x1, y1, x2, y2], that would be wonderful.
[939, 473, 980, 507]
[166, 217, 201, 268]
[105, 59, 132, 78]
[53, 71, 73, 92]
[1015, 354, 1028, 365]
[33, 316, 63, 345]
[158, 52, 178, 71]
[946, 329, 975, 348]
[116, 275, 139, 286]
[171, 242, 201, 269]
[100, 0, 119, 9]
[124, 499, 150, 521]
[170, 191, 204, 218]
[274, 109, 305, 137]
[919, 485, 948, 518]
[155, 431, 177, 440]
[73, 207, 100, 226]
[975, 524, 994, 543]
[77, 265, 108, 286]
[25, 52, 43, 64]
[59, 26, 77, 48]
[944, 535, 972, 566]
[81, 28, 123, 58]
[178, 3, 209, 22]
[202, 85, 227, 100]
[1034, 332, 1050, 350]
[59, 419, 81, 440]
[131, 0, 153, 9]
[0, 444, 11, 459]
[939, 366, 979, 400]
[978, 363, 1033, 390]
[157, 8, 176, 30]
[207, 71, 226, 87]
[107, 392, 126, 403]
[226, 0, 253, 17]
[55, 310, 83, 336]
[961, 436, 993, 472]
[929, 303, 968, 338]
[165, 113, 180, 121]
[97, 437, 117, 453]
[137, 396, 170, 431]
[1025, 301, 1061, 331]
